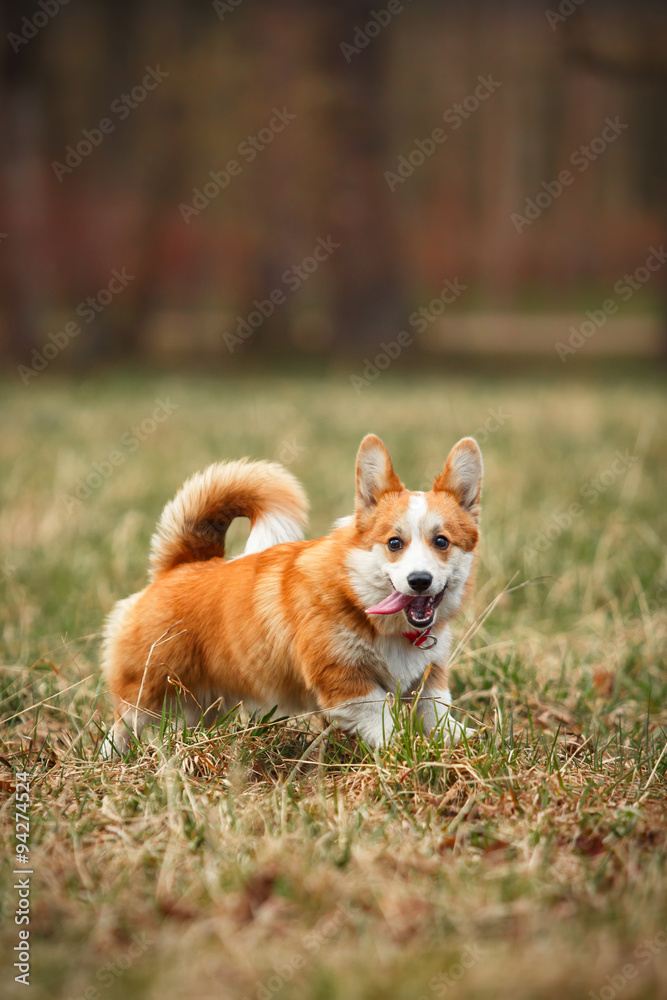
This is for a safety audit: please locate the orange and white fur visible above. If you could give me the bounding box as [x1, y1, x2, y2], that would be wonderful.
[101, 434, 482, 757]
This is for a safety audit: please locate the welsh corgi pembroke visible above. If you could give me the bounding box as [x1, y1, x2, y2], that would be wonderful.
[101, 434, 482, 757]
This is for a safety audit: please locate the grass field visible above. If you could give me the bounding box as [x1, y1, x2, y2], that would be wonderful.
[1, 369, 666, 1000]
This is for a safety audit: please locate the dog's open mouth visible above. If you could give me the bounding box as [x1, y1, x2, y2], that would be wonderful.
[366, 585, 447, 630]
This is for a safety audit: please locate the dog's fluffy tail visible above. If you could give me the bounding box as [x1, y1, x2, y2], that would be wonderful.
[148, 459, 309, 578]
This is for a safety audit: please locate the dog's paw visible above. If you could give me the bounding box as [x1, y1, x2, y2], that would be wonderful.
[99, 726, 131, 760]
[99, 735, 118, 760]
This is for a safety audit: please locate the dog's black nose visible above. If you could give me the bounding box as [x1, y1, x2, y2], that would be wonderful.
[407, 572, 432, 593]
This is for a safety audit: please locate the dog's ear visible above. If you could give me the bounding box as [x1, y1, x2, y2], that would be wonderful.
[355, 435, 404, 517]
[433, 438, 483, 520]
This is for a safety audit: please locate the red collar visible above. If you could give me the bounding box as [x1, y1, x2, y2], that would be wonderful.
[402, 628, 433, 648]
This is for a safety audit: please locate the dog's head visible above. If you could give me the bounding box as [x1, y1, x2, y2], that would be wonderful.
[345, 434, 482, 633]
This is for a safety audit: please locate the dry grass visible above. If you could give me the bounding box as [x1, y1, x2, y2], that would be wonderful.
[1, 370, 666, 1000]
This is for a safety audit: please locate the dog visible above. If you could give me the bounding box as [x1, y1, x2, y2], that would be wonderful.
[100, 434, 482, 757]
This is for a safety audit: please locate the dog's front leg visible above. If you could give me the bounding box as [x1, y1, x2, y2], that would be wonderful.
[100, 705, 155, 759]
[325, 688, 395, 748]
[300, 648, 396, 748]
[415, 663, 476, 747]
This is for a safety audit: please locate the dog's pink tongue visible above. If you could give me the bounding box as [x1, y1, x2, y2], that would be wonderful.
[365, 591, 413, 615]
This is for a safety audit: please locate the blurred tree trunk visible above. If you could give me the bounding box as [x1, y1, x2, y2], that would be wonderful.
[562, 3, 667, 360]
[1, 6, 51, 366]
[85, 0, 190, 364]
[249, 0, 407, 358]
[248, 1, 310, 357]
[316, 0, 407, 355]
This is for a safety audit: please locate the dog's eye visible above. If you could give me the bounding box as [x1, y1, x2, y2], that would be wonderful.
[434, 535, 450, 550]
[387, 537, 403, 551]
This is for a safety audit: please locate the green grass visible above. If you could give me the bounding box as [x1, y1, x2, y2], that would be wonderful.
[1, 370, 666, 1000]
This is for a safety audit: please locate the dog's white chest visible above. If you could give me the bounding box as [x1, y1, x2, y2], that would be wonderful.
[376, 636, 433, 690]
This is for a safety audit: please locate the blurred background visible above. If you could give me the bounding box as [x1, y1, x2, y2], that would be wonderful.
[2, 0, 667, 370]
[2, 7, 667, 999]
